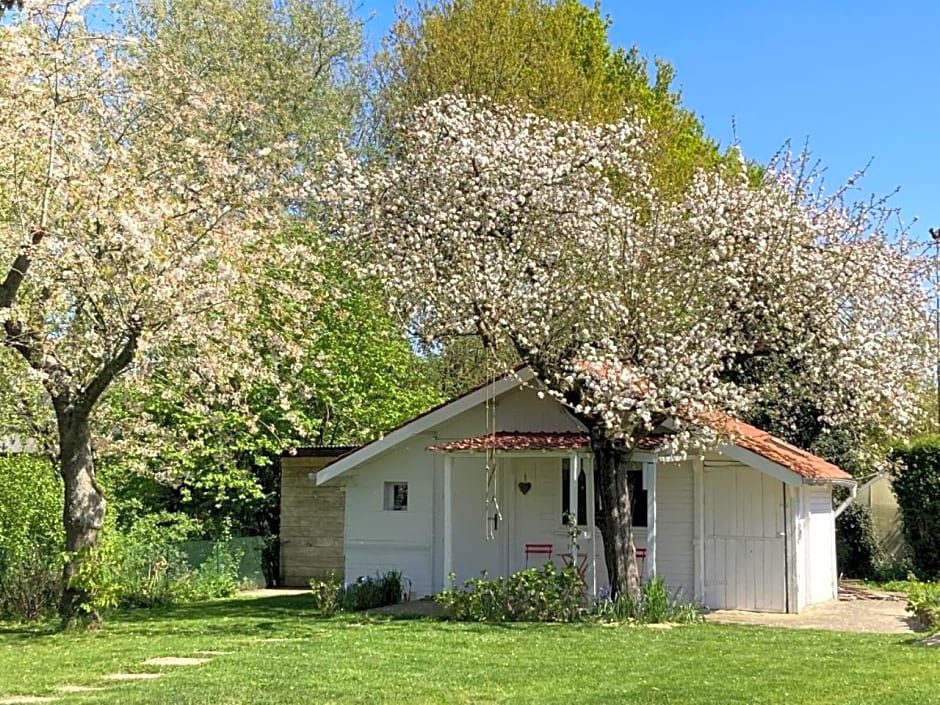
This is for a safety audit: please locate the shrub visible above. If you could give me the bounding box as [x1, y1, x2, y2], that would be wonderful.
[591, 577, 703, 624]
[309, 570, 403, 615]
[436, 564, 583, 622]
[309, 573, 343, 616]
[0, 455, 64, 620]
[836, 503, 881, 579]
[69, 512, 242, 612]
[890, 439, 940, 579]
[904, 580, 940, 630]
[0, 546, 61, 620]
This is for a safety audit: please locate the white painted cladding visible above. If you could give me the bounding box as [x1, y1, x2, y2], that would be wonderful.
[653, 461, 695, 599]
[333, 382, 840, 613]
[803, 485, 837, 605]
[342, 385, 583, 597]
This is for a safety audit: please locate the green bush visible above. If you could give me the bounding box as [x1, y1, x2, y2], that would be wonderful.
[309, 573, 342, 616]
[309, 570, 403, 614]
[591, 577, 703, 624]
[890, 439, 940, 579]
[0, 455, 63, 620]
[69, 512, 242, 612]
[904, 580, 940, 630]
[436, 564, 583, 622]
[0, 546, 61, 620]
[835, 503, 882, 579]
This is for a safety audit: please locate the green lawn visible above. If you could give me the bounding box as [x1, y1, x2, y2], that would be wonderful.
[1, 595, 937, 705]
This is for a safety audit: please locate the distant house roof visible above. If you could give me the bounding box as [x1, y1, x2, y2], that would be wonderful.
[280, 445, 359, 459]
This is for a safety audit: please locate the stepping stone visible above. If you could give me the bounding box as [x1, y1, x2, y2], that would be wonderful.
[0, 697, 58, 704]
[102, 673, 163, 681]
[54, 686, 105, 694]
[142, 657, 209, 667]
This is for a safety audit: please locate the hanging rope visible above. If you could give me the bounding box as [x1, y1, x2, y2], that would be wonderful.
[484, 344, 501, 541]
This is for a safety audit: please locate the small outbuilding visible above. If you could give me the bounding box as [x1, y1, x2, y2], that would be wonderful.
[284, 368, 853, 613]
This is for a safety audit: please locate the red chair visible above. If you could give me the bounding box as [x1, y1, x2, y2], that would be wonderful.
[557, 552, 589, 578]
[636, 547, 647, 576]
[524, 543, 554, 567]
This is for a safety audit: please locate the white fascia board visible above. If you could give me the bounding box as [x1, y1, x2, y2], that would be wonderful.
[716, 444, 804, 486]
[316, 367, 535, 485]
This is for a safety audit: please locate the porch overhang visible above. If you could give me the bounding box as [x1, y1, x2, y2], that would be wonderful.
[427, 431, 665, 457]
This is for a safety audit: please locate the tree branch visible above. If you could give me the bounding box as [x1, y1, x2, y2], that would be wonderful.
[0, 228, 44, 310]
[79, 315, 143, 411]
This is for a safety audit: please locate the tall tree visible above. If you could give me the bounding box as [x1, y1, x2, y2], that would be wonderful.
[376, 0, 731, 394]
[379, 0, 724, 187]
[109, 0, 440, 543]
[0, 0, 340, 622]
[326, 96, 930, 599]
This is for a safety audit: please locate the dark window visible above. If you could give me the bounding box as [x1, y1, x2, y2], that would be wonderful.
[562, 459, 647, 527]
[628, 470, 647, 527]
[561, 458, 587, 525]
[384, 482, 408, 511]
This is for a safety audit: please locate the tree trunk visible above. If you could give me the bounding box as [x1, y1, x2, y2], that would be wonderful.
[593, 437, 641, 600]
[57, 410, 106, 626]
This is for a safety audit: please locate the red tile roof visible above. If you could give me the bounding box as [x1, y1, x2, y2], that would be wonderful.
[429, 421, 851, 482]
[428, 431, 665, 453]
[709, 415, 852, 481]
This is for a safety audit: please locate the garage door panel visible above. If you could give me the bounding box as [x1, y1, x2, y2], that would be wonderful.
[704, 464, 786, 612]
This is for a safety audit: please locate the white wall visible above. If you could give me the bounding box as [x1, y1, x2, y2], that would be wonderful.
[342, 440, 438, 597]
[341, 384, 584, 597]
[654, 461, 695, 599]
[802, 485, 837, 606]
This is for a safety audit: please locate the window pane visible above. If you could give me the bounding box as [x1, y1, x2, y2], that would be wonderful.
[628, 470, 647, 527]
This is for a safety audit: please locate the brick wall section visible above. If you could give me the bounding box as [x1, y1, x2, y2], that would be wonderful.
[279, 455, 346, 587]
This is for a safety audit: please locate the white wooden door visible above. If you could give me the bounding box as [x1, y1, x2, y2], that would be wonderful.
[450, 457, 507, 581]
[704, 463, 787, 612]
[804, 486, 837, 604]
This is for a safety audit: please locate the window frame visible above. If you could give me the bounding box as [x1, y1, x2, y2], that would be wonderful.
[383, 481, 409, 512]
[561, 459, 648, 528]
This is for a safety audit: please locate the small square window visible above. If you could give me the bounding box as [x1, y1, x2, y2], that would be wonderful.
[384, 482, 408, 511]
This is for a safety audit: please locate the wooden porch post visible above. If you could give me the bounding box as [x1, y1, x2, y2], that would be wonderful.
[444, 454, 453, 584]
[568, 452, 580, 567]
[644, 459, 657, 580]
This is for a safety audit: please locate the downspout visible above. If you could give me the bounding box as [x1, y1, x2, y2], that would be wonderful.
[832, 473, 883, 518]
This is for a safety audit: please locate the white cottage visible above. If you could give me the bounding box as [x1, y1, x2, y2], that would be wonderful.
[309, 368, 853, 613]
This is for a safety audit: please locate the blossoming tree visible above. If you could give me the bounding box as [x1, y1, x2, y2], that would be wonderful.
[0, 1, 326, 621]
[327, 95, 931, 598]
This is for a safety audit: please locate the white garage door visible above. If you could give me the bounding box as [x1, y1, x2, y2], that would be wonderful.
[704, 463, 787, 612]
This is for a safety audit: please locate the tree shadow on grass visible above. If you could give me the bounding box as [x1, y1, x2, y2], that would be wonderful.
[0, 594, 532, 642]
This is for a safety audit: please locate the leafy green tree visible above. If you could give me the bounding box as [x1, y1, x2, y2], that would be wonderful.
[377, 0, 730, 394]
[0, 0, 365, 623]
[379, 0, 724, 189]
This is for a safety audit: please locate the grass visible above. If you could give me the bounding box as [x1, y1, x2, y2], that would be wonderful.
[1, 594, 938, 704]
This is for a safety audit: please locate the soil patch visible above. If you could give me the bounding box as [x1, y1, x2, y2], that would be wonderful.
[142, 657, 209, 667]
[0, 697, 58, 704]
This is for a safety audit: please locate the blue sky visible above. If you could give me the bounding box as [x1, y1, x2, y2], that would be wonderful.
[359, 1, 940, 243]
